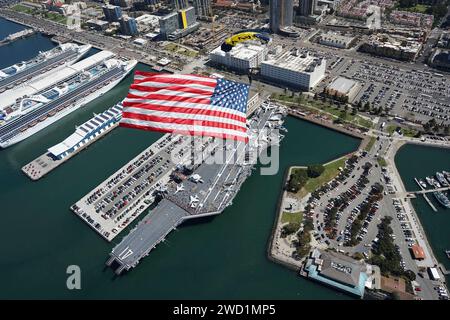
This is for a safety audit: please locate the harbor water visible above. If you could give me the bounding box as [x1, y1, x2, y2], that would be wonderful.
[395, 144, 450, 280]
[0, 19, 363, 299]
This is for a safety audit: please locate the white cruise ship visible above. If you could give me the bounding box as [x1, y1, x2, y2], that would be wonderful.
[0, 43, 91, 93]
[0, 50, 137, 148]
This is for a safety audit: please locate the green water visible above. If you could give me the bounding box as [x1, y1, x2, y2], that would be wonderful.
[395, 144, 450, 279]
[0, 21, 366, 299]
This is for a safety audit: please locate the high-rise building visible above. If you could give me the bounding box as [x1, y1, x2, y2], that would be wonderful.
[144, 0, 160, 5]
[109, 0, 132, 7]
[159, 6, 200, 40]
[269, 0, 293, 33]
[193, 0, 212, 18]
[120, 16, 138, 36]
[103, 4, 122, 22]
[160, 12, 180, 38]
[173, 0, 188, 10]
[297, 0, 314, 17]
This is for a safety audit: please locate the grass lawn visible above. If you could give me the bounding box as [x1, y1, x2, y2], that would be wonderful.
[272, 94, 373, 129]
[164, 43, 198, 57]
[44, 12, 67, 24]
[377, 157, 387, 167]
[400, 4, 430, 14]
[365, 136, 376, 152]
[12, 4, 34, 14]
[281, 211, 303, 224]
[386, 125, 418, 138]
[298, 156, 347, 198]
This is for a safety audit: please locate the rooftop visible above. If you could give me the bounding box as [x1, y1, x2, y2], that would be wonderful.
[410, 244, 426, 260]
[305, 249, 368, 297]
[262, 51, 324, 74]
[210, 43, 266, 60]
[327, 77, 358, 94]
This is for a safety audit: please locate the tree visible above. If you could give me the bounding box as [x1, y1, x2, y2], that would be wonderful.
[281, 222, 301, 237]
[357, 100, 363, 110]
[307, 164, 325, 178]
[404, 270, 416, 282]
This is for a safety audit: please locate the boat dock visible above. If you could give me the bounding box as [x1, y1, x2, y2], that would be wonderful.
[106, 105, 285, 274]
[414, 177, 438, 212]
[22, 104, 123, 180]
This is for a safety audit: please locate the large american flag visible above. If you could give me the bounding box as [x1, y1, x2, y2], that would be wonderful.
[120, 71, 250, 142]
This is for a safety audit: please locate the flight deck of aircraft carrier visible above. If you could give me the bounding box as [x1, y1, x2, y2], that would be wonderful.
[86, 102, 288, 275]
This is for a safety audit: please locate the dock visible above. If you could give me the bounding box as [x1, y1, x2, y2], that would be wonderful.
[22, 104, 123, 180]
[414, 177, 438, 212]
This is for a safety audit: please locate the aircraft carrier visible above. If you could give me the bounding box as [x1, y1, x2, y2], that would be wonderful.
[105, 102, 287, 274]
[0, 51, 137, 148]
[0, 42, 91, 94]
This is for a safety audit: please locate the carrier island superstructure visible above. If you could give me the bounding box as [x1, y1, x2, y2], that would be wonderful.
[0, 43, 91, 94]
[0, 50, 137, 148]
[70, 99, 287, 274]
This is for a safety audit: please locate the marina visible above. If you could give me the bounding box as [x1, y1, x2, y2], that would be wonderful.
[0, 50, 137, 148]
[414, 173, 450, 211]
[22, 103, 124, 180]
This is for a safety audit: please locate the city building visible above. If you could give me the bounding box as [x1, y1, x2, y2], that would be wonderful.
[173, 0, 188, 10]
[318, 31, 357, 49]
[410, 244, 426, 260]
[325, 77, 360, 102]
[135, 14, 161, 32]
[86, 19, 109, 31]
[133, 38, 148, 46]
[269, 0, 294, 33]
[260, 50, 326, 90]
[302, 249, 376, 298]
[209, 42, 268, 71]
[109, 0, 132, 8]
[359, 33, 422, 62]
[102, 4, 122, 22]
[193, 0, 213, 19]
[297, 0, 315, 16]
[120, 16, 138, 36]
[159, 6, 200, 40]
[144, 0, 160, 4]
[429, 49, 450, 71]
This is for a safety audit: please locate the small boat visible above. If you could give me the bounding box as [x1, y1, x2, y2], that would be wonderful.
[425, 176, 435, 187]
[418, 179, 427, 189]
[433, 191, 450, 209]
[443, 171, 450, 185]
[436, 172, 449, 187]
[445, 250, 450, 259]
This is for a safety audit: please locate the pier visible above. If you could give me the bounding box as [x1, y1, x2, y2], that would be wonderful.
[0, 28, 35, 46]
[413, 178, 441, 212]
[22, 104, 123, 180]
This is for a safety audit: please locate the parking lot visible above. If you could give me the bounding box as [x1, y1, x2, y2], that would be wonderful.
[330, 59, 450, 124]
